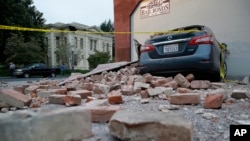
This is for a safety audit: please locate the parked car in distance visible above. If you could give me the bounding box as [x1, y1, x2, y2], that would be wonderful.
[13, 63, 61, 78]
[139, 25, 227, 81]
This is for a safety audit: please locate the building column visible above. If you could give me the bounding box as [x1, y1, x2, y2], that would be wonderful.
[49, 31, 55, 66]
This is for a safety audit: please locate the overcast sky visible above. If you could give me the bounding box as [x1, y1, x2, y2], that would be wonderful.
[33, 0, 114, 26]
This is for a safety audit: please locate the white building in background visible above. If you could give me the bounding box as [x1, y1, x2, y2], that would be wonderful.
[45, 22, 113, 70]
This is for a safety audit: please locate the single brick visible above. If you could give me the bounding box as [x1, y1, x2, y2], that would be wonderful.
[0, 89, 32, 108]
[204, 93, 224, 109]
[69, 90, 93, 99]
[107, 90, 123, 104]
[49, 94, 65, 105]
[191, 80, 210, 89]
[64, 95, 81, 106]
[170, 93, 200, 105]
[174, 73, 190, 88]
[89, 105, 122, 123]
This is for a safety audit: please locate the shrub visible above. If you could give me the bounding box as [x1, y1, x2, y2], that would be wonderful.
[87, 51, 111, 70]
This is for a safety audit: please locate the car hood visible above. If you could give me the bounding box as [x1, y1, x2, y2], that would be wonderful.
[14, 68, 30, 71]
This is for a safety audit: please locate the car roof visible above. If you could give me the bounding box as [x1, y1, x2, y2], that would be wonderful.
[149, 25, 208, 40]
[172, 25, 205, 31]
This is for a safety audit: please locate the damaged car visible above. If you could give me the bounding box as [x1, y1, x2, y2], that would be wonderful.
[139, 25, 228, 81]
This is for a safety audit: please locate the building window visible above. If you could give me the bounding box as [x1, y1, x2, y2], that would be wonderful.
[107, 43, 110, 52]
[64, 37, 67, 46]
[94, 40, 97, 50]
[56, 36, 60, 48]
[102, 42, 105, 51]
[90, 39, 97, 50]
[74, 37, 77, 48]
[74, 54, 78, 66]
[80, 38, 83, 49]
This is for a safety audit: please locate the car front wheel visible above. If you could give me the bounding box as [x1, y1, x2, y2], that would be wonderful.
[24, 73, 30, 78]
[51, 72, 56, 78]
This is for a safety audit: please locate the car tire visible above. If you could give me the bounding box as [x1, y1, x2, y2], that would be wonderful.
[24, 73, 30, 78]
[51, 72, 56, 78]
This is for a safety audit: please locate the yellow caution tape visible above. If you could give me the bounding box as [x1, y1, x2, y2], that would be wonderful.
[0, 25, 200, 35]
[218, 42, 229, 80]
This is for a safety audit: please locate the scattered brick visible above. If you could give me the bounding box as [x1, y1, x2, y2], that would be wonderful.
[186, 74, 195, 82]
[64, 95, 82, 106]
[158, 77, 172, 85]
[69, 90, 93, 99]
[143, 73, 153, 83]
[30, 92, 37, 98]
[163, 87, 175, 96]
[127, 75, 135, 85]
[174, 73, 190, 88]
[191, 80, 210, 89]
[147, 87, 164, 97]
[38, 85, 49, 89]
[91, 74, 103, 82]
[0, 89, 32, 108]
[37, 90, 57, 98]
[107, 90, 123, 104]
[84, 99, 110, 107]
[86, 96, 97, 103]
[139, 90, 149, 98]
[204, 93, 224, 109]
[25, 85, 40, 95]
[177, 87, 192, 93]
[50, 88, 68, 95]
[81, 82, 94, 91]
[169, 93, 200, 105]
[150, 80, 161, 87]
[93, 83, 110, 94]
[48, 94, 65, 105]
[121, 85, 134, 95]
[163, 80, 179, 89]
[231, 89, 249, 99]
[210, 82, 226, 89]
[13, 85, 25, 94]
[109, 83, 121, 92]
[208, 88, 227, 101]
[89, 105, 122, 123]
[134, 75, 145, 83]
[134, 82, 150, 90]
[65, 80, 80, 91]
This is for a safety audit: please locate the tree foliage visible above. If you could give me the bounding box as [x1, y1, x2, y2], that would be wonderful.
[99, 19, 115, 57]
[0, 0, 46, 64]
[54, 44, 71, 68]
[99, 19, 114, 32]
[87, 51, 111, 70]
[4, 33, 44, 65]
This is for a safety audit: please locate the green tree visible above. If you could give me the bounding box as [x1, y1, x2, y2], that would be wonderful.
[54, 44, 71, 69]
[100, 19, 114, 32]
[0, 0, 46, 64]
[87, 51, 111, 70]
[99, 19, 115, 58]
[4, 33, 44, 65]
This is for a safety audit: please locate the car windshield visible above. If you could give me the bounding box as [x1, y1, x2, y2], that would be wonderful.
[26, 63, 37, 68]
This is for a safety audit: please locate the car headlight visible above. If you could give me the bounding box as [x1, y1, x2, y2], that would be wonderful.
[16, 69, 23, 72]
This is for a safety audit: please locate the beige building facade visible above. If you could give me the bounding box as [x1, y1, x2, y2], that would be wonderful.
[46, 22, 113, 70]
